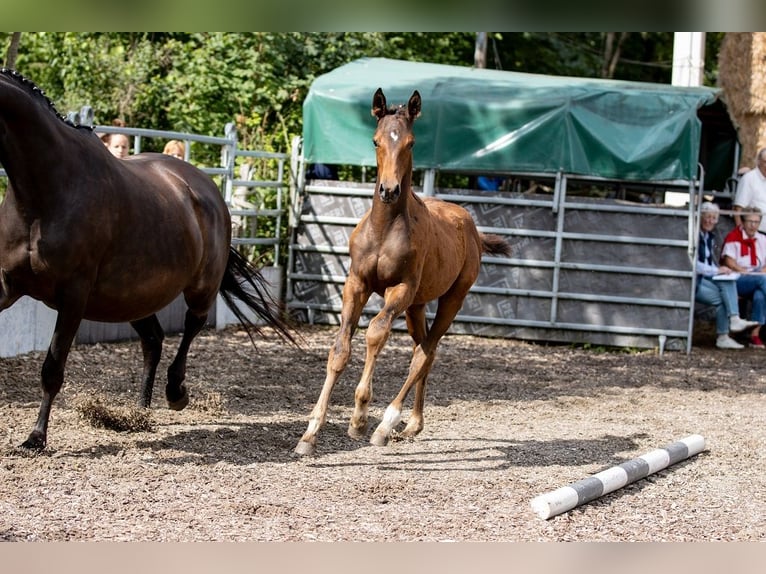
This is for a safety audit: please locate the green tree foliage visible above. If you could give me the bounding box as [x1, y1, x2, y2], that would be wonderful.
[1, 32, 725, 262]
[2, 32, 724, 158]
[486, 32, 723, 84]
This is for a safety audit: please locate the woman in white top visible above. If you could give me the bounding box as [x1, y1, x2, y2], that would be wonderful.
[733, 148, 766, 233]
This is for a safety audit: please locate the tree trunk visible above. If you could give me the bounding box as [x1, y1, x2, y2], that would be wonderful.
[474, 32, 487, 69]
[4, 32, 22, 69]
[602, 32, 628, 78]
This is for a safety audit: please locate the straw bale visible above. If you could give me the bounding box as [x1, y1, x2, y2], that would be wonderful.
[718, 32, 766, 169]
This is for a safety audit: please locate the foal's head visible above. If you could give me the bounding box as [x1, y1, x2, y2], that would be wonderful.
[371, 88, 421, 204]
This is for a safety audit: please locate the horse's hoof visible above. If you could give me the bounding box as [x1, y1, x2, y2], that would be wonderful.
[20, 434, 46, 451]
[369, 430, 389, 447]
[347, 424, 367, 440]
[167, 392, 189, 411]
[294, 441, 315, 457]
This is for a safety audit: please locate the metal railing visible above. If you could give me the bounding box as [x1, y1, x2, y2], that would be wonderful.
[1, 117, 290, 266]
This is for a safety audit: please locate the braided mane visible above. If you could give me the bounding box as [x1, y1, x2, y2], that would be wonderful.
[0, 68, 91, 131]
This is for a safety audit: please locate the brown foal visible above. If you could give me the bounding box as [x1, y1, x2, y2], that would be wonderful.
[295, 88, 511, 456]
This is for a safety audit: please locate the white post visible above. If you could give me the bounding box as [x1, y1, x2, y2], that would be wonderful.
[672, 32, 706, 87]
[422, 168, 436, 197]
[222, 122, 237, 203]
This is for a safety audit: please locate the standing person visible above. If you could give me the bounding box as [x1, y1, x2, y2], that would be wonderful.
[163, 140, 185, 160]
[733, 148, 766, 231]
[100, 118, 131, 159]
[722, 205, 766, 348]
[695, 202, 758, 349]
[307, 163, 338, 180]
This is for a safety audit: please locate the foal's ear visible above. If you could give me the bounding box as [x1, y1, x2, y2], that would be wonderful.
[372, 88, 387, 120]
[408, 90, 422, 120]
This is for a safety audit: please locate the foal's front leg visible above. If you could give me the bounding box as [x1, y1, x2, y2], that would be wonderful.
[370, 292, 465, 446]
[294, 275, 369, 456]
[350, 283, 414, 442]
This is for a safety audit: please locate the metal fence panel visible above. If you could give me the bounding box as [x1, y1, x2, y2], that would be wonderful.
[286, 176, 698, 352]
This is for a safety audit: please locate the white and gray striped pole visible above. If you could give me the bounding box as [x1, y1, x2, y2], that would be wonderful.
[530, 434, 706, 520]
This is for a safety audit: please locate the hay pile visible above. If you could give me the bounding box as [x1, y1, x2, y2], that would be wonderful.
[75, 395, 153, 433]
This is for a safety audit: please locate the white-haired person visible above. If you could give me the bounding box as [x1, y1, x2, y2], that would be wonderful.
[696, 202, 758, 349]
[722, 205, 766, 348]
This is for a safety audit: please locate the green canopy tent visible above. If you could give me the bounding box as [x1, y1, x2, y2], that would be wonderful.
[302, 57, 737, 190]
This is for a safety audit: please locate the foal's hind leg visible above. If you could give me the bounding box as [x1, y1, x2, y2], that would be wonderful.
[130, 314, 165, 408]
[165, 308, 208, 410]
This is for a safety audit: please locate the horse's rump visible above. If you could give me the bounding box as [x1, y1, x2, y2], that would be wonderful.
[81, 155, 230, 321]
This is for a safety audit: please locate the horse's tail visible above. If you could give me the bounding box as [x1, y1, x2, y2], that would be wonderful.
[480, 233, 512, 257]
[218, 247, 300, 347]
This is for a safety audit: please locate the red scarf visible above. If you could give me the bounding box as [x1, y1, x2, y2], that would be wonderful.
[725, 226, 758, 266]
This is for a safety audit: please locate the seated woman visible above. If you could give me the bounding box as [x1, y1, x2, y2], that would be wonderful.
[696, 202, 758, 349]
[721, 205, 766, 348]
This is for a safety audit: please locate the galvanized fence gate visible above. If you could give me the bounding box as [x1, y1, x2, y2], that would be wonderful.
[2, 122, 708, 357]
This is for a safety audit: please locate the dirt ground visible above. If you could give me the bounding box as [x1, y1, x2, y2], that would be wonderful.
[1, 324, 765, 542]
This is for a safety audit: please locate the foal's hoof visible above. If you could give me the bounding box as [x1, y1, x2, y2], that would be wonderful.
[347, 424, 367, 441]
[294, 441, 316, 457]
[369, 429, 389, 447]
[167, 392, 189, 411]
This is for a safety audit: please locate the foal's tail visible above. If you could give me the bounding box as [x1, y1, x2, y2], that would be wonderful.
[219, 247, 299, 347]
[480, 233, 512, 257]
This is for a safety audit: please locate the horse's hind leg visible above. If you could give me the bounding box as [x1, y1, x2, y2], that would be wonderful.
[130, 314, 165, 408]
[165, 308, 208, 410]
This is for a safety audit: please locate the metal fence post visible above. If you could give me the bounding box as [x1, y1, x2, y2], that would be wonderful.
[289, 136, 305, 229]
[222, 122, 237, 203]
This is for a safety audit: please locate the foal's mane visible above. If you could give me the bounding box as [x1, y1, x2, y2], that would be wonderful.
[0, 68, 92, 131]
[391, 104, 409, 119]
[380, 103, 411, 120]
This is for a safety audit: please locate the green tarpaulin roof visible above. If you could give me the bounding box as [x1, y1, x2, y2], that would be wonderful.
[303, 57, 734, 184]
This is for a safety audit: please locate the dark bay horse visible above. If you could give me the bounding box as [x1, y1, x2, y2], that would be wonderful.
[0, 68, 294, 450]
[295, 88, 511, 456]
